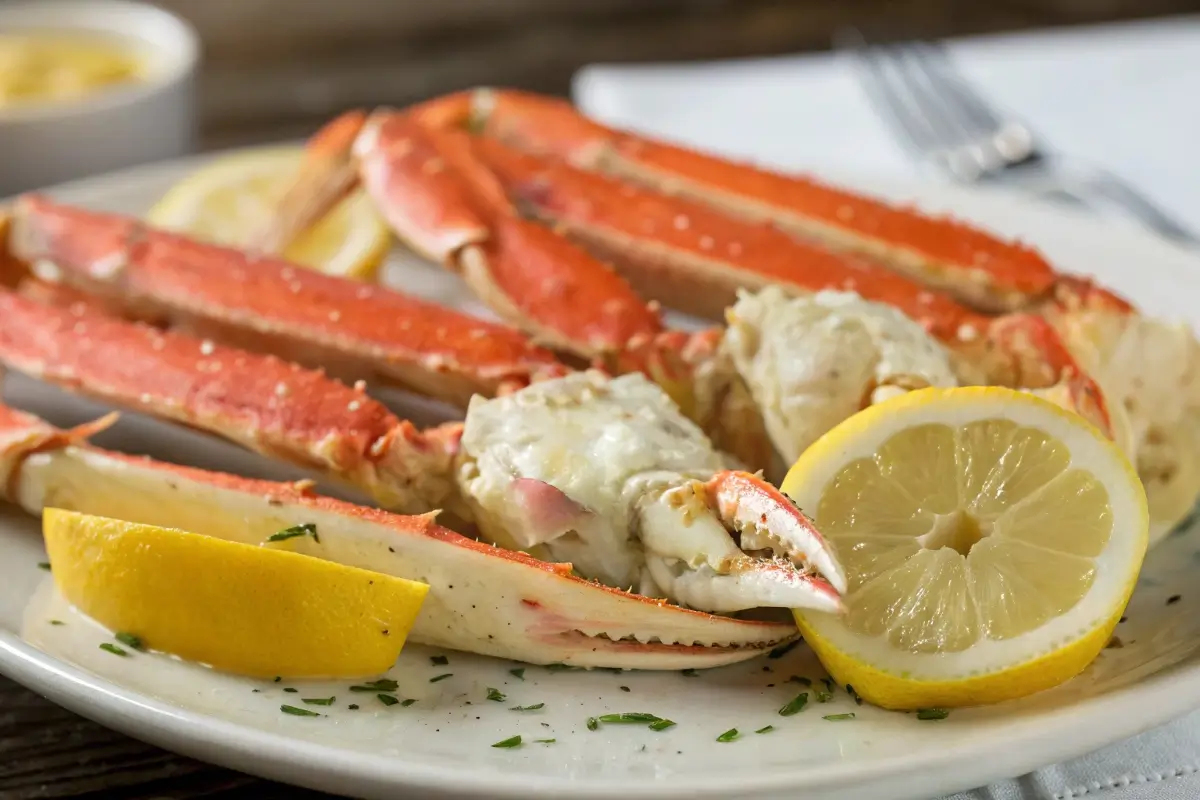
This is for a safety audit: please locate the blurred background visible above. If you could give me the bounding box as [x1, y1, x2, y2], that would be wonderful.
[154, 0, 1196, 149]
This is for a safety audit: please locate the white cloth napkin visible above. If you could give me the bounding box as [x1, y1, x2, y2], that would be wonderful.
[573, 15, 1200, 799]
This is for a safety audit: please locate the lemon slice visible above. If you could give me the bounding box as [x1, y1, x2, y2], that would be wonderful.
[781, 387, 1148, 709]
[43, 509, 428, 678]
[146, 146, 390, 279]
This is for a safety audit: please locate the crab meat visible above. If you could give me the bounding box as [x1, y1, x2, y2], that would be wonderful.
[0, 401, 802, 668]
[457, 370, 845, 613]
[723, 287, 958, 467]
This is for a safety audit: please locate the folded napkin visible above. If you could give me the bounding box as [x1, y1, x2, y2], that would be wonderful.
[574, 15, 1200, 799]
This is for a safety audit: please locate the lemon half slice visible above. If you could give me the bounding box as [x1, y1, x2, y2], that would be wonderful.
[43, 509, 428, 678]
[146, 146, 390, 280]
[782, 387, 1148, 709]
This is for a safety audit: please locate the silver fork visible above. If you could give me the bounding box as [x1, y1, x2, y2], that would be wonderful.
[835, 29, 1198, 245]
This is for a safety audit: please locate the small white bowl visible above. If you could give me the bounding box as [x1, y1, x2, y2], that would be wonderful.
[0, 0, 200, 196]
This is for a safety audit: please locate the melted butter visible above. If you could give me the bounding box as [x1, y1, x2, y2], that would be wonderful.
[0, 31, 147, 110]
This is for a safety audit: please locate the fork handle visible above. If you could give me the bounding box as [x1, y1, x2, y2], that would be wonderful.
[1080, 172, 1199, 246]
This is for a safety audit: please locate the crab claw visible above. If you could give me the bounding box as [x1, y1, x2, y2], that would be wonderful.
[636, 471, 845, 614]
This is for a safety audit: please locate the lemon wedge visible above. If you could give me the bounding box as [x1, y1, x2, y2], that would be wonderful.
[42, 509, 428, 679]
[781, 387, 1148, 709]
[146, 146, 390, 280]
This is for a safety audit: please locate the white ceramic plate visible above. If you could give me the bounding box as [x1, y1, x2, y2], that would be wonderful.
[3, 152, 1200, 800]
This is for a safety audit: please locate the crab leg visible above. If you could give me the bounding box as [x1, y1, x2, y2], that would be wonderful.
[4, 195, 567, 408]
[412, 89, 1060, 313]
[0, 402, 798, 668]
[0, 287, 462, 515]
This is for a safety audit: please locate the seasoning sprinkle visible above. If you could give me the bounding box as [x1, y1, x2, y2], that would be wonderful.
[1167, 594, 1182, 605]
[98, 643, 128, 657]
[266, 522, 319, 543]
[544, 663, 582, 672]
[649, 719, 676, 731]
[430, 655, 449, 666]
[846, 685, 863, 705]
[49, 620, 65, 626]
[378, 694, 400, 707]
[429, 674, 453, 683]
[815, 691, 832, 703]
[348, 704, 360, 710]
[401, 699, 416, 707]
[509, 668, 526, 680]
[916, 708, 950, 720]
[598, 712, 661, 724]
[350, 679, 399, 692]
[283, 688, 298, 693]
[823, 713, 855, 721]
[534, 738, 556, 744]
[274, 676, 282, 683]
[778, 692, 809, 716]
[788, 676, 812, 686]
[115, 632, 144, 651]
[486, 688, 506, 702]
[303, 697, 335, 706]
[716, 728, 739, 743]
[37, 562, 51, 571]
[756, 725, 775, 734]
[768, 640, 801, 659]
[492, 735, 522, 748]
[586, 717, 599, 731]
[820, 677, 835, 692]
[680, 668, 699, 677]
[510, 703, 544, 712]
[281, 704, 320, 717]
[619, 686, 631, 692]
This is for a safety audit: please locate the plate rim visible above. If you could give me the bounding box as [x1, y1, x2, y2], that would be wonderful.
[4, 147, 1200, 800]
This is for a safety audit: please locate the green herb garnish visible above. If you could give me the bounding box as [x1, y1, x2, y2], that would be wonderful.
[768, 640, 801, 659]
[916, 708, 950, 720]
[429, 674, 453, 683]
[303, 697, 335, 706]
[509, 667, 525, 680]
[778, 692, 809, 716]
[820, 677, 835, 692]
[281, 704, 320, 717]
[716, 728, 739, 742]
[510, 703, 544, 712]
[680, 668, 699, 677]
[98, 643, 127, 657]
[755, 725, 775, 734]
[349, 678, 399, 692]
[846, 684, 863, 705]
[430, 655, 449, 666]
[823, 713, 855, 721]
[619, 686, 631, 692]
[486, 688, 506, 702]
[534, 738, 556, 744]
[115, 632, 144, 651]
[544, 663, 581, 672]
[283, 688, 298, 693]
[348, 704, 360, 710]
[48, 620, 65, 626]
[401, 699, 416, 707]
[649, 719, 676, 731]
[37, 562, 50, 571]
[815, 691, 832, 703]
[598, 712, 661, 724]
[788, 676, 812, 686]
[378, 694, 400, 706]
[492, 735, 522, 748]
[274, 676, 282, 683]
[266, 522, 318, 543]
[586, 717, 599, 731]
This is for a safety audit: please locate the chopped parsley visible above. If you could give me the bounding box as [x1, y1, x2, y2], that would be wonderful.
[429, 674, 453, 683]
[350, 678, 399, 692]
[755, 725, 775, 734]
[115, 632, 144, 651]
[916, 708, 950, 720]
[303, 697, 335, 706]
[430, 655, 449, 666]
[716, 728, 739, 742]
[586, 717, 599, 731]
[649, 719, 676, 731]
[510, 703, 544, 712]
[266, 522, 319, 543]
[815, 691, 832, 703]
[378, 694, 400, 707]
[509, 668, 526, 680]
[823, 713, 855, 721]
[401, 699, 416, 707]
[486, 688, 507, 702]
[37, 562, 50, 571]
[281, 704, 320, 717]
[98, 643, 128, 657]
[778, 692, 809, 716]
[492, 735, 522, 748]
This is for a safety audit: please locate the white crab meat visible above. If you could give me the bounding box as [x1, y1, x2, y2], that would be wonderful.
[456, 370, 845, 614]
[723, 287, 959, 463]
[1054, 309, 1200, 541]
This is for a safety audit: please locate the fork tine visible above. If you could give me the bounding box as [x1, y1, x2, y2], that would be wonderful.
[905, 41, 1003, 135]
[835, 28, 946, 157]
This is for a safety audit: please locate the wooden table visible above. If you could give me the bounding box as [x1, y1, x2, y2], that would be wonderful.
[0, 675, 335, 799]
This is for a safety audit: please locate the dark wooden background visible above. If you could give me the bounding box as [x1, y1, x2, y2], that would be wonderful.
[5, 0, 1200, 797]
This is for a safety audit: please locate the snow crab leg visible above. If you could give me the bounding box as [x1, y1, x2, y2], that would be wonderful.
[0, 284, 846, 615]
[0, 401, 801, 668]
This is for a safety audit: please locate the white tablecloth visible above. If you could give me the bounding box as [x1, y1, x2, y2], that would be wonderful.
[573, 14, 1200, 800]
